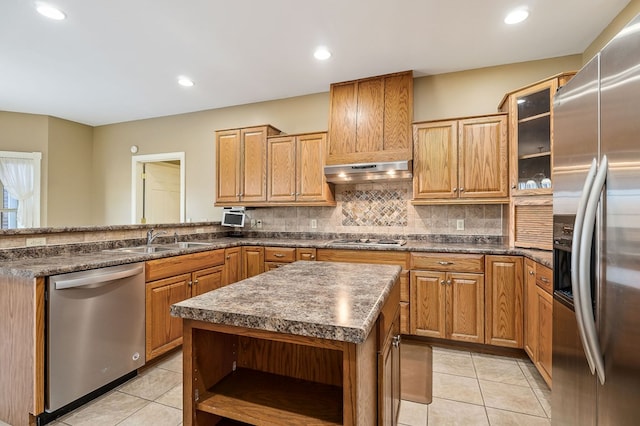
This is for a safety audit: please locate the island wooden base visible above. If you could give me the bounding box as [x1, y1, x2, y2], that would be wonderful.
[181, 278, 400, 426]
[182, 321, 377, 426]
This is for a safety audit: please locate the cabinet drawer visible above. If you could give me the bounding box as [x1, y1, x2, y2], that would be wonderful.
[265, 247, 296, 263]
[410, 253, 484, 273]
[536, 263, 553, 295]
[146, 249, 225, 282]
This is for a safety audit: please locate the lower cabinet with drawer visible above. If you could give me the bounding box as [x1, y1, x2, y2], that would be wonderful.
[410, 253, 485, 343]
[524, 258, 553, 387]
[145, 250, 226, 361]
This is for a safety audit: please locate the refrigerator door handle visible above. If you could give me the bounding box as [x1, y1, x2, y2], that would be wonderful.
[572, 157, 598, 374]
[579, 154, 608, 385]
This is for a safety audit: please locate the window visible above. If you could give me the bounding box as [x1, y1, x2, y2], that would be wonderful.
[0, 151, 42, 229]
[1, 184, 18, 229]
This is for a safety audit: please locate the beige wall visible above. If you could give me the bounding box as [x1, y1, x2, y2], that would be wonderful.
[583, 0, 640, 63]
[413, 56, 582, 122]
[47, 117, 94, 227]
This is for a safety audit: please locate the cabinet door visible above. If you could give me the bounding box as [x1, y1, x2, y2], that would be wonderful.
[145, 273, 191, 360]
[327, 82, 357, 162]
[241, 126, 269, 202]
[458, 115, 508, 198]
[379, 308, 401, 426]
[267, 135, 296, 202]
[216, 129, 241, 203]
[223, 247, 241, 286]
[412, 121, 458, 199]
[447, 272, 484, 343]
[242, 246, 264, 279]
[524, 259, 538, 360]
[410, 270, 446, 338]
[383, 72, 413, 155]
[485, 256, 524, 348]
[296, 133, 329, 202]
[356, 78, 384, 154]
[536, 287, 553, 386]
[192, 266, 225, 297]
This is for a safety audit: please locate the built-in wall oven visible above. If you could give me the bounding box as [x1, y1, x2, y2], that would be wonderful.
[43, 263, 146, 423]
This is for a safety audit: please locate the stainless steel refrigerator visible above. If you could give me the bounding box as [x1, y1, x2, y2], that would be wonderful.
[552, 13, 640, 426]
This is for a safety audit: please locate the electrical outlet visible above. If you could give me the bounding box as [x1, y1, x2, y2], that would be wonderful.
[311, 219, 317, 229]
[256, 220, 262, 229]
[196, 228, 205, 234]
[26, 237, 46, 247]
[456, 219, 465, 231]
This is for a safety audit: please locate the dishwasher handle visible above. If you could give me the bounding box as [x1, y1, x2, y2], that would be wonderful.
[54, 264, 144, 290]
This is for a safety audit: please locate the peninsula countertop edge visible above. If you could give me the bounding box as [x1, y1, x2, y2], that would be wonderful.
[170, 261, 402, 344]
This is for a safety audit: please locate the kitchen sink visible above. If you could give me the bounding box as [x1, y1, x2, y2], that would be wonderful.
[105, 246, 175, 254]
[160, 241, 216, 249]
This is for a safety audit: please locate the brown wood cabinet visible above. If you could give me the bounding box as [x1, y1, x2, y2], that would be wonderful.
[412, 114, 509, 204]
[524, 258, 553, 387]
[215, 125, 282, 205]
[223, 247, 242, 286]
[242, 246, 265, 279]
[317, 249, 411, 334]
[145, 250, 226, 360]
[485, 255, 524, 348]
[410, 253, 485, 343]
[327, 71, 413, 165]
[378, 287, 401, 425]
[267, 132, 335, 206]
[499, 73, 575, 250]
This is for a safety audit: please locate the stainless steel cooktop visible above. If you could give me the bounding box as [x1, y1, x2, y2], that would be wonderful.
[330, 238, 407, 247]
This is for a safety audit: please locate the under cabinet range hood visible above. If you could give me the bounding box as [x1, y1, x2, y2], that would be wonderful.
[324, 160, 412, 183]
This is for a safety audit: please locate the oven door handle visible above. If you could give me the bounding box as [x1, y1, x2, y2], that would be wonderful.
[579, 154, 607, 385]
[571, 157, 598, 374]
[54, 265, 144, 290]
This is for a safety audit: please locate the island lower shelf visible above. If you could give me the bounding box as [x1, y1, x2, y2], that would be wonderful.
[196, 368, 343, 425]
[183, 321, 378, 426]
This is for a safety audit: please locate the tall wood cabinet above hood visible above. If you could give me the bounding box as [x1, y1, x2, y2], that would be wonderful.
[326, 70, 413, 166]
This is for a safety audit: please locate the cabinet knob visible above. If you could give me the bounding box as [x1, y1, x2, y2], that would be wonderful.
[529, 270, 535, 276]
[540, 277, 550, 283]
[311, 255, 315, 259]
[194, 279, 199, 285]
[446, 279, 452, 285]
[438, 261, 454, 265]
[226, 255, 230, 259]
[274, 253, 284, 258]
[453, 188, 458, 192]
[459, 188, 465, 192]
[440, 280, 446, 285]
[188, 280, 193, 286]
[291, 193, 295, 196]
[512, 185, 517, 189]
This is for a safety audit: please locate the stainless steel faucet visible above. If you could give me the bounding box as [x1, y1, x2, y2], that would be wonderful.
[146, 229, 167, 245]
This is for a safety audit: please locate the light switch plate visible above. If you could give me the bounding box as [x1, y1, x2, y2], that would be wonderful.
[456, 219, 465, 230]
[311, 219, 317, 228]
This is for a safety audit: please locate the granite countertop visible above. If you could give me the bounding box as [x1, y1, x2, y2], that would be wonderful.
[0, 236, 553, 278]
[170, 261, 401, 344]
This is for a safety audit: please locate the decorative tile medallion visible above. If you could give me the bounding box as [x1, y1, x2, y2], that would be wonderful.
[341, 189, 407, 226]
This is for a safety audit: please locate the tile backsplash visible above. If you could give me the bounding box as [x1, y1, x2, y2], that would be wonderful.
[247, 182, 506, 236]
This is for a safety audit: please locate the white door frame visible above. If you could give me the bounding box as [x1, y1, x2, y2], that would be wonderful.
[131, 152, 185, 224]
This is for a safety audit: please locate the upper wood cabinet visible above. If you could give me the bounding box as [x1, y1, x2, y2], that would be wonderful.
[326, 71, 413, 165]
[412, 114, 509, 204]
[215, 125, 282, 205]
[267, 132, 335, 205]
[499, 72, 575, 196]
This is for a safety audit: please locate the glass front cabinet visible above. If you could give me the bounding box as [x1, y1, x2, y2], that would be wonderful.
[500, 72, 575, 250]
[499, 72, 575, 196]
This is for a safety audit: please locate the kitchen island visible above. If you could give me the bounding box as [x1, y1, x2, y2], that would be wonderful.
[170, 260, 402, 426]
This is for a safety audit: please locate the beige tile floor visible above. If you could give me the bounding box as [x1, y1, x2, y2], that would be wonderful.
[13, 345, 551, 426]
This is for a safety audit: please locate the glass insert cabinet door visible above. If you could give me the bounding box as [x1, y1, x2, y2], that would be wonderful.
[507, 77, 562, 195]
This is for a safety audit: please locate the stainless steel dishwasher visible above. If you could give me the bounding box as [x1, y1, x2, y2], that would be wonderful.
[46, 262, 146, 413]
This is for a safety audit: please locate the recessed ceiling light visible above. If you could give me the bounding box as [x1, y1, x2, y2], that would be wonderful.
[314, 47, 332, 61]
[177, 76, 195, 87]
[36, 2, 66, 20]
[504, 8, 529, 25]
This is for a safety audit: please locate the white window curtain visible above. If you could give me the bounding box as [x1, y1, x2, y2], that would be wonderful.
[0, 153, 40, 228]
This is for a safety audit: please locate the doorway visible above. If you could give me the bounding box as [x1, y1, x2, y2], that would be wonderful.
[131, 152, 185, 224]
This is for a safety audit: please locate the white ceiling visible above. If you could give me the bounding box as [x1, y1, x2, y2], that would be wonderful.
[0, 0, 631, 126]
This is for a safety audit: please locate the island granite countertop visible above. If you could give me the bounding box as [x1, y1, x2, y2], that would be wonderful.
[170, 261, 402, 344]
